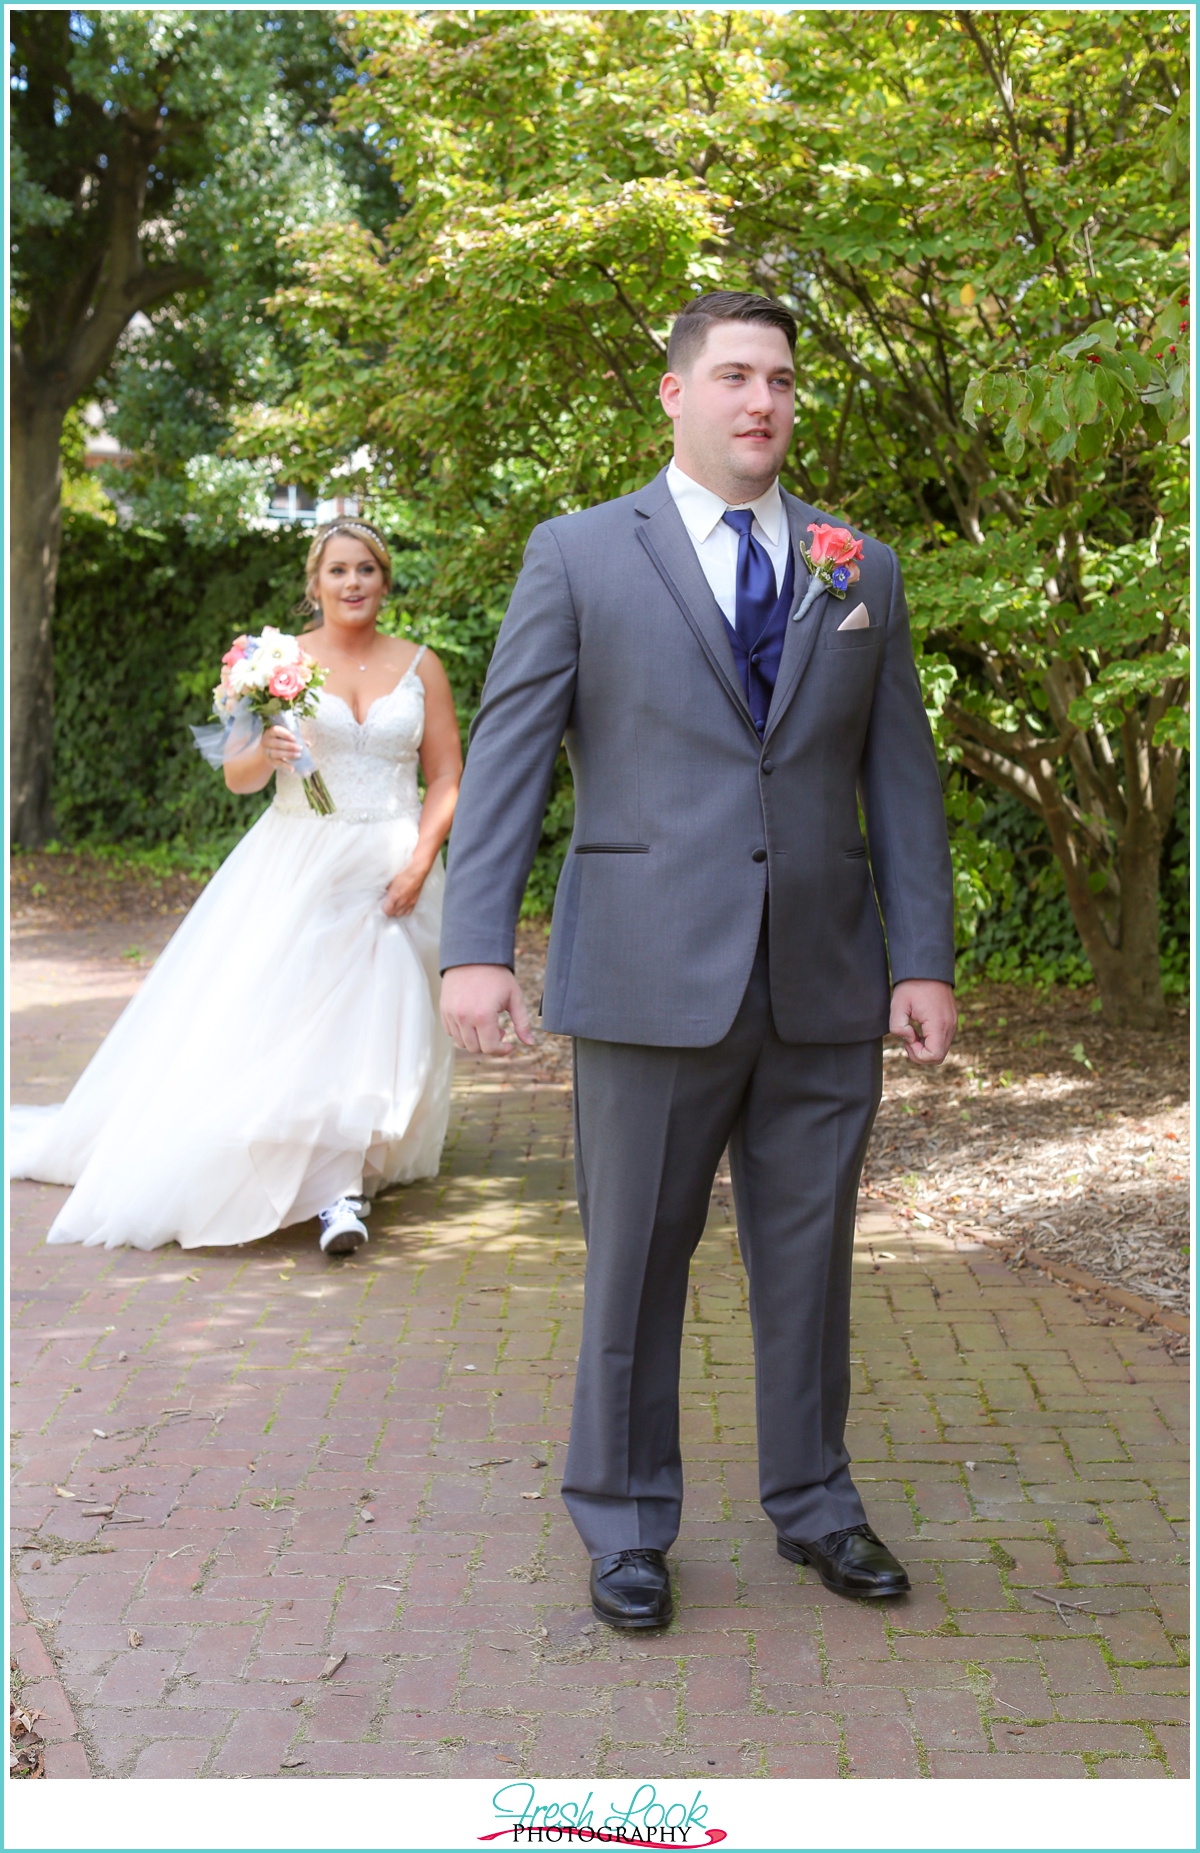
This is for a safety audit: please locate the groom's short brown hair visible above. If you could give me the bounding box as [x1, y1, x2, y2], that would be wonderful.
[666, 290, 797, 375]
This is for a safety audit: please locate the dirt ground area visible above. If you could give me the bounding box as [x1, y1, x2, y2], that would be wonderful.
[11, 847, 210, 928]
[11, 855, 1191, 1317]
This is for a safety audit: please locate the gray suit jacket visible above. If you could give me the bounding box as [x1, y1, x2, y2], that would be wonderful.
[440, 469, 955, 1046]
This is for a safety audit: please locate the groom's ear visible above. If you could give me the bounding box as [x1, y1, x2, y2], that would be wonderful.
[659, 371, 684, 422]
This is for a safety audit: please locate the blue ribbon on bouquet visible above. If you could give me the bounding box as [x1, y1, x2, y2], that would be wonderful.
[190, 702, 316, 776]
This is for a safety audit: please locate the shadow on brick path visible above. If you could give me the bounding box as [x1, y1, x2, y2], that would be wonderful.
[8, 930, 1190, 1780]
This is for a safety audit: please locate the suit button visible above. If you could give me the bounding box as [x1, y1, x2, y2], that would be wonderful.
[751, 848, 767, 863]
[761, 758, 774, 774]
[751, 652, 761, 663]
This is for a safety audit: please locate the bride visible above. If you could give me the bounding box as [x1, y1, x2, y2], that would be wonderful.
[9, 517, 461, 1256]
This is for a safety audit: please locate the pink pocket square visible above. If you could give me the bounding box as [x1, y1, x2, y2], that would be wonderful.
[836, 603, 870, 631]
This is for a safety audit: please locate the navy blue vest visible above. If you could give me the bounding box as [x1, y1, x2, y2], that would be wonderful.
[722, 546, 795, 737]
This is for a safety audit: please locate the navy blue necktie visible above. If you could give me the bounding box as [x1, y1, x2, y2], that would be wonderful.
[722, 508, 777, 644]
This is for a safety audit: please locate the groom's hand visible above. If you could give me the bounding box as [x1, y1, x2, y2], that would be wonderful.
[441, 964, 537, 1055]
[889, 980, 957, 1066]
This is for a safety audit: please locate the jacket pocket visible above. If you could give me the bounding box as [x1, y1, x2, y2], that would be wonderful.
[823, 627, 884, 651]
[574, 843, 650, 854]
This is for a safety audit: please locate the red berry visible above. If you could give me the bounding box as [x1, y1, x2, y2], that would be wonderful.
[1169, 345, 1177, 355]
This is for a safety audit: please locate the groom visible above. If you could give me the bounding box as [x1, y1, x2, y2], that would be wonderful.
[440, 291, 956, 1628]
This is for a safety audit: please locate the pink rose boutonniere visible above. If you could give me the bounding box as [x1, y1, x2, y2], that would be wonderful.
[793, 522, 866, 622]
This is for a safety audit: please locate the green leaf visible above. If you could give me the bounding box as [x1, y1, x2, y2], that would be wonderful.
[980, 373, 1009, 417]
[961, 374, 984, 429]
[1046, 423, 1078, 465]
[1153, 705, 1191, 749]
[1063, 365, 1100, 426]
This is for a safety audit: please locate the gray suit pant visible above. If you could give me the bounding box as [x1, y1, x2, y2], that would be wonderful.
[562, 924, 883, 1557]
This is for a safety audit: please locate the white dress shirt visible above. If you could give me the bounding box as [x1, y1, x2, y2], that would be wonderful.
[665, 459, 791, 625]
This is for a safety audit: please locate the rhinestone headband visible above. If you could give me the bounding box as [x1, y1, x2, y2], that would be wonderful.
[319, 518, 388, 549]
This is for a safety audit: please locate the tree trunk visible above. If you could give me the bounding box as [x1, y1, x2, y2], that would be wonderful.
[1037, 778, 1169, 1030]
[1090, 812, 1170, 1030]
[10, 374, 66, 847]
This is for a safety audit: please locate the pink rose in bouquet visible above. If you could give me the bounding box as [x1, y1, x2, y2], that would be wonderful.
[268, 663, 310, 702]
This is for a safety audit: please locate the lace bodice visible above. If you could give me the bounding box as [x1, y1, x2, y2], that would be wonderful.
[272, 653, 426, 824]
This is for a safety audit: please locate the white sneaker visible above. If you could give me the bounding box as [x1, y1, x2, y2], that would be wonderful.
[318, 1196, 370, 1255]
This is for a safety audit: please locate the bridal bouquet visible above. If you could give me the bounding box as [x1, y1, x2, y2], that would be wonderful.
[191, 627, 335, 815]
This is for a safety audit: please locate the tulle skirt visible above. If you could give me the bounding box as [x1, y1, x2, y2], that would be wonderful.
[8, 805, 454, 1250]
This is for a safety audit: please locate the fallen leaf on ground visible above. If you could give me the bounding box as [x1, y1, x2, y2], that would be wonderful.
[290, 1695, 303, 1708]
[128, 1629, 142, 1648]
[93, 1429, 107, 1439]
[319, 1651, 346, 1680]
[54, 1486, 76, 1499]
[184, 1273, 200, 1283]
[281, 1756, 306, 1768]
[470, 1458, 514, 1470]
[521, 1492, 543, 1501]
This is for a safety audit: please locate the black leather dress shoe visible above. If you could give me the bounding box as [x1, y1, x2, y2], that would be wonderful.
[777, 1523, 911, 1598]
[590, 1549, 673, 1629]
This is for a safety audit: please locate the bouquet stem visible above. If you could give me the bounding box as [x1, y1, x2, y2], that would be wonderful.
[303, 771, 336, 816]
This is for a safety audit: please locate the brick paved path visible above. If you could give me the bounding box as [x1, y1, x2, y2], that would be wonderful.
[9, 933, 1190, 1780]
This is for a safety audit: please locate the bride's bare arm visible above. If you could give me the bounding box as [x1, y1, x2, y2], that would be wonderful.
[223, 724, 301, 794]
[383, 651, 464, 917]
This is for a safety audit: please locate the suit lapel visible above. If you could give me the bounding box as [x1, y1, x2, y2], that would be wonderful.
[763, 490, 829, 745]
[633, 474, 754, 730]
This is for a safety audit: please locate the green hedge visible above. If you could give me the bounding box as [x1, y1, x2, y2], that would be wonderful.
[53, 514, 304, 852]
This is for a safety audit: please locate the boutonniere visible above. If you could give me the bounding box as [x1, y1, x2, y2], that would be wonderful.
[793, 522, 866, 622]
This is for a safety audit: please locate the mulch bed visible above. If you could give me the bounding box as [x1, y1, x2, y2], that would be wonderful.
[863, 983, 1190, 1317]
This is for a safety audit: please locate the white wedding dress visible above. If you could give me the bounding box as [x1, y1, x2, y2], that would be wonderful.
[9, 653, 455, 1250]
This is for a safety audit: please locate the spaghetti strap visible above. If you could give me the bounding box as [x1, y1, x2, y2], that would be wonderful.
[409, 644, 427, 676]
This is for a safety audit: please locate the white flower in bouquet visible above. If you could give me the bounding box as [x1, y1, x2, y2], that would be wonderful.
[228, 654, 266, 696]
[255, 627, 301, 672]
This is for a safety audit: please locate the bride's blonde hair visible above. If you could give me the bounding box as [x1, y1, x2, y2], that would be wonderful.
[300, 518, 393, 623]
